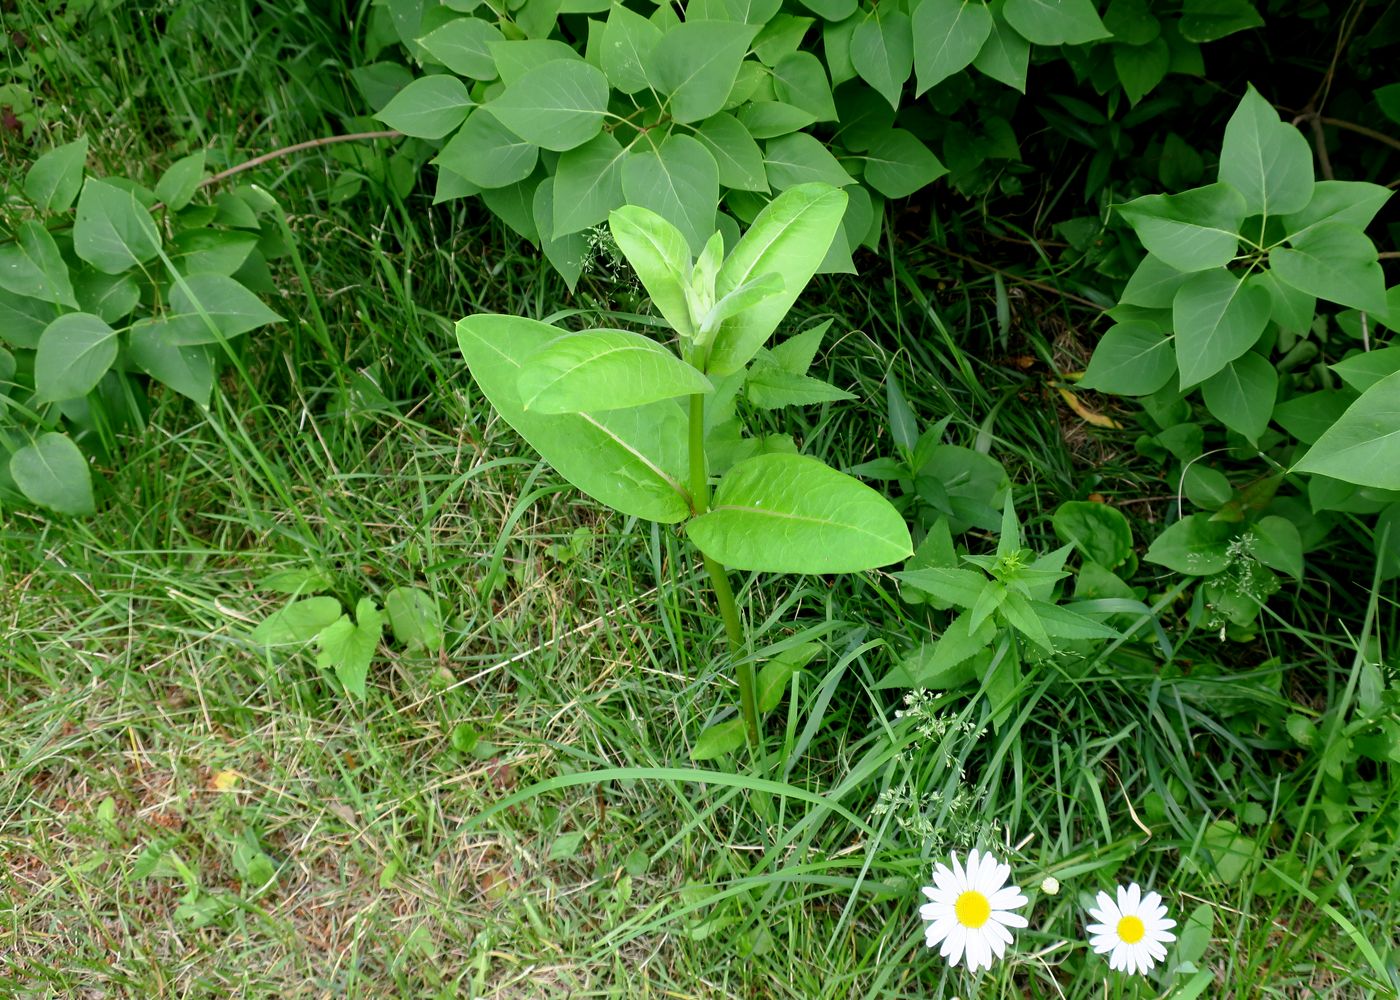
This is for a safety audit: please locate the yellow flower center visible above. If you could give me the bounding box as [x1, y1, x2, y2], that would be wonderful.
[1117, 915, 1146, 944]
[954, 890, 991, 928]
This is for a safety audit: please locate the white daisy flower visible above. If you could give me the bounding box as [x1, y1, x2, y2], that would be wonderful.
[1086, 883, 1177, 975]
[919, 849, 1029, 972]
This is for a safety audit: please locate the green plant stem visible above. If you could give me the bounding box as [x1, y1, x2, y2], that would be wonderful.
[688, 390, 760, 748]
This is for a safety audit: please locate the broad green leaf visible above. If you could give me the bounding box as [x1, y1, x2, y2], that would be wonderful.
[1104, 0, 1159, 44]
[518, 329, 712, 413]
[744, 362, 853, 409]
[169, 229, 259, 276]
[315, 597, 384, 697]
[552, 131, 627, 236]
[896, 566, 988, 608]
[756, 643, 819, 712]
[1144, 514, 1235, 575]
[534, 176, 587, 288]
[600, 5, 662, 93]
[797, 0, 856, 20]
[1331, 347, 1400, 393]
[419, 17, 505, 78]
[1247, 515, 1302, 580]
[1172, 268, 1270, 388]
[1294, 370, 1400, 490]
[823, 17, 858, 86]
[737, 101, 818, 139]
[754, 15, 816, 66]
[34, 313, 118, 402]
[650, 21, 759, 124]
[1179, 0, 1262, 42]
[155, 151, 206, 211]
[608, 205, 696, 338]
[851, 8, 913, 111]
[772, 52, 837, 122]
[1117, 183, 1245, 272]
[251, 596, 343, 644]
[1250, 269, 1313, 335]
[0, 221, 78, 308]
[1121, 254, 1189, 309]
[434, 165, 480, 204]
[1279, 180, 1392, 243]
[9, 432, 95, 516]
[1183, 465, 1233, 509]
[687, 453, 913, 572]
[457, 314, 692, 522]
[1052, 501, 1133, 569]
[128, 322, 215, 404]
[1218, 85, 1313, 218]
[0, 289, 59, 350]
[1272, 390, 1353, 445]
[861, 128, 947, 199]
[73, 178, 162, 274]
[707, 183, 848, 376]
[255, 567, 333, 595]
[384, 586, 444, 651]
[1003, 0, 1109, 45]
[166, 274, 285, 344]
[693, 113, 769, 192]
[25, 137, 88, 213]
[435, 110, 539, 188]
[374, 75, 474, 138]
[973, 0, 1030, 92]
[764, 133, 854, 191]
[1270, 223, 1386, 314]
[1114, 37, 1169, 105]
[621, 134, 719, 255]
[913, 0, 994, 95]
[690, 718, 747, 760]
[1030, 600, 1119, 640]
[704, 273, 785, 333]
[489, 60, 610, 151]
[1200, 352, 1276, 442]
[491, 39, 581, 84]
[1078, 321, 1176, 395]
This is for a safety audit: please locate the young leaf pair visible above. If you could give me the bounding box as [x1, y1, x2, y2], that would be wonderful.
[457, 182, 914, 747]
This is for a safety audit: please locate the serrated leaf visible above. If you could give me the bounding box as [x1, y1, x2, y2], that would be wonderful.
[1173, 268, 1270, 388]
[686, 453, 913, 572]
[9, 432, 95, 515]
[374, 75, 474, 139]
[250, 596, 343, 644]
[744, 363, 853, 409]
[896, 566, 989, 608]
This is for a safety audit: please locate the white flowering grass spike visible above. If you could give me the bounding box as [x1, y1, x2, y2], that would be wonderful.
[919, 849, 1029, 972]
[1086, 883, 1177, 975]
